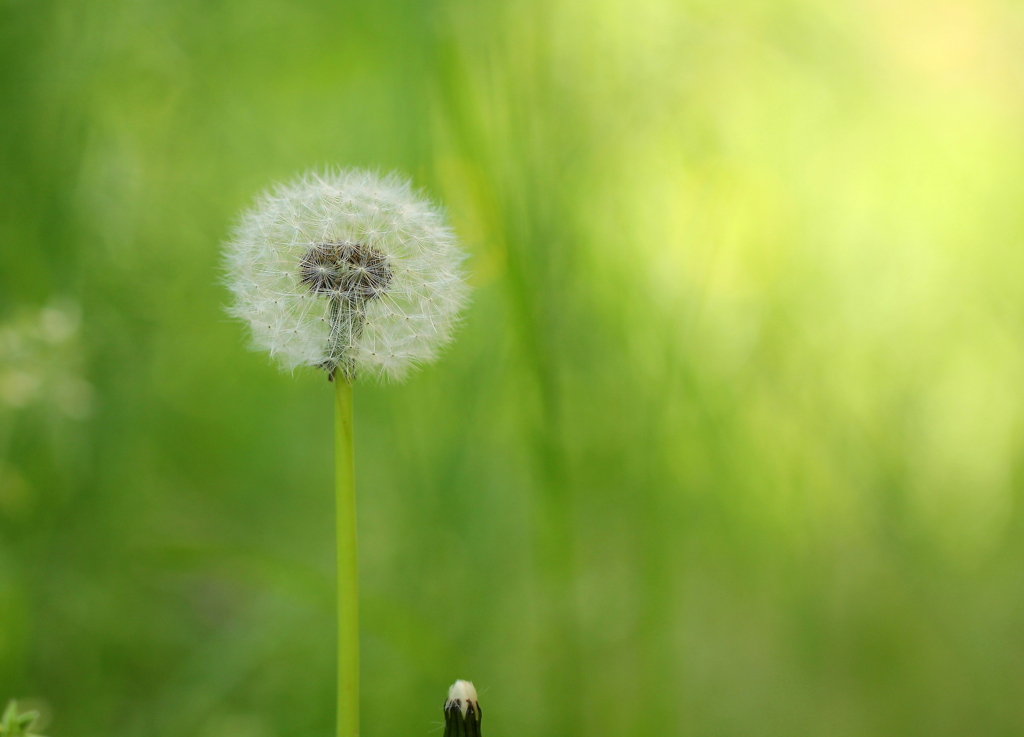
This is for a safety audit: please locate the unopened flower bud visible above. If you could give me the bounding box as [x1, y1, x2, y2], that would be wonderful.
[443, 680, 481, 737]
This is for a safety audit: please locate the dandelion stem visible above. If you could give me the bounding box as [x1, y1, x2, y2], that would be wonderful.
[334, 375, 359, 737]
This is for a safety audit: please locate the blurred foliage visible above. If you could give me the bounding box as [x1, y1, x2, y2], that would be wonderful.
[0, 701, 44, 737]
[2, 0, 1024, 735]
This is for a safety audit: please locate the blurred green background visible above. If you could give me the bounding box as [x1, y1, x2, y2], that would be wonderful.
[3, 0, 1024, 735]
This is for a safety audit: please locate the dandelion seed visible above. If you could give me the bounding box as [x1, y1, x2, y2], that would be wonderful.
[224, 169, 470, 381]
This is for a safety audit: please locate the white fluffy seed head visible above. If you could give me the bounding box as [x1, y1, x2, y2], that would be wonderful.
[224, 169, 470, 382]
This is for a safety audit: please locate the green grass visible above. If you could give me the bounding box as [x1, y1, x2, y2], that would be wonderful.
[2, 0, 1024, 735]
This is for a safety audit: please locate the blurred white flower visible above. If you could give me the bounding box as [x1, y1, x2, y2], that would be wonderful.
[0, 300, 92, 420]
[224, 169, 469, 381]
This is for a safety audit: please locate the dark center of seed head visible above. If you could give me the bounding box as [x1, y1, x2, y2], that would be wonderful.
[299, 241, 393, 301]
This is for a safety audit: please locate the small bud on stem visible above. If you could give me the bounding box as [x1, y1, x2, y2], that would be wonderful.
[443, 680, 482, 737]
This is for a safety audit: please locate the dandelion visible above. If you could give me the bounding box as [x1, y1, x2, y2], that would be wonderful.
[223, 169, 470, 737]
[444, 680, 482, 737]
[224, 169, 469, 382]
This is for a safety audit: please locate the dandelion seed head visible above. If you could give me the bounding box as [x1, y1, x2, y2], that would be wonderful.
[224, 169, 470, 381]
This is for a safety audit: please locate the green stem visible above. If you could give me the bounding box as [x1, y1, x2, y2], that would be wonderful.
[334, 376, 359, 737]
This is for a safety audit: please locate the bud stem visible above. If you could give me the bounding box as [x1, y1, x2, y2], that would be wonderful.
[334, 376, 359, 737]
